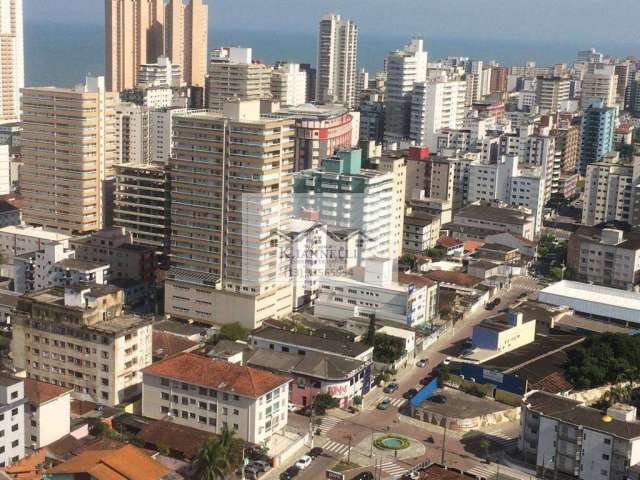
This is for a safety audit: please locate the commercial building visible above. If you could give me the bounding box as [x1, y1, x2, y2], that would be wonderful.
[568, 226, 640, 290]
[70, 228, 157, 284]
[13, 241, 109, 294]
[472, 310, 536, 354]
[11, 284, 154, 406]
[206, 47, 272, 110]
[21, 77, 118, 233]
[384, 37, 428, 144]
[0, 0, 23, 122]
[521, 390, 640, 480]
[23, 378, 71, 449]
[581, 153, 637, 226]
[293, 149, 394, 261]
[537, 280, 640, 324]
[165, 100, 295, 329]
[316, 14, 358, 108]
[164, 0, 208, 88]
[579, 100, 616, 175]
[276, 103, 354, 171]
[270, 63, 307, 106]
[142, 352, 291, 444]
[114, 163, 170, 256]
[445, 202, 536, 241]
[0, 374, 25, 466]
[410, 75, 466, 151]
[315, 259, 438, 327]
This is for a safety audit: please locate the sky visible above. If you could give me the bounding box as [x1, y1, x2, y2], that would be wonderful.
[23, 0, 640, 46]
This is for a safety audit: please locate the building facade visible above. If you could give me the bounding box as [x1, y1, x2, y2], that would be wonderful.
[0, 0, 23, 122]
[579, 100, 616, 175]
[0, 375, 25, 466]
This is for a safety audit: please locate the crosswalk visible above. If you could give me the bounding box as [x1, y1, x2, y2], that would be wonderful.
[486, 431, 519, 452]
[321, 440, 350, 456]
[317, 416, 342, 435]
[467, 464, 497, 479]
[381, 396, 406, 408]
[379, 461, 408, 477]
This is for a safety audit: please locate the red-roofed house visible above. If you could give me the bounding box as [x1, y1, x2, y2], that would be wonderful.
[437, 236, 464, 256]
[142, 352, 291, 444]
[24, 379, 72, 449]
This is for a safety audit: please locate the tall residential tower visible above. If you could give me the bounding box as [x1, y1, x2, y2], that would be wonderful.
[0, 0, 24, 122]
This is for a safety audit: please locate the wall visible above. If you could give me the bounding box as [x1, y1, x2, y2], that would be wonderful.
[31, 392, 71, 448]
[460, 363, 526, 395]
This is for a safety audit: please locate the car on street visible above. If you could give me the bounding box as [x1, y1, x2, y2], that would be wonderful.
[430, 395, 447, 404]
[416, 358, 428, 368]
[518, 292, 528, 298]
[377, 399, 391, 410]
[443, 356, 452, 366]
[294, 455, 312, 470]
[485, 301, 496, 310]
[419, 375, 433, 385]
[353, 472, 374, 480]
[244, 464, 261, 478]
[494, 297, 501, 305]
[383, 382, 399, 394]
[280, 466, 299, 479]
[403, 388, 418, 399]
[251, 460, 270, 473]
[307, 447, 323, 458]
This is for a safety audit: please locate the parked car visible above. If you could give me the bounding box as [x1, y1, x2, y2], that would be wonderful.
[416, 358, 428, 368]
[431, 395, 447, 404]
[294, 455, 312, 470]
[419, 375, 432, 386]
[353, 472, 374, 480]
[307, 447, 323, 458]
[383, 382, 399, 394]
[244, 464, 261, 477]
[485, 301, 495, 310]
[280, 466, 299, 480]
[251, 460, 270, 473]
[494, 297, 501, 305]
[403, 388, 418, 399]
[443, 356, 452, 366]
[518, 292, 528, 299]
[377, 399, 391, 410]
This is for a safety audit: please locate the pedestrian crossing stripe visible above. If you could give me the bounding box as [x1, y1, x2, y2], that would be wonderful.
[317, 416, 341, 434]
[379, 462, 408, 475]
[467, 465, 496, 479]
[383, 397, 405, 407]
[322, 440, 350, 455]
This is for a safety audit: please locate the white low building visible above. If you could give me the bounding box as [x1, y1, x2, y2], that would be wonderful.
[0, 374, 25, 466]
[24, 378, 71, 449]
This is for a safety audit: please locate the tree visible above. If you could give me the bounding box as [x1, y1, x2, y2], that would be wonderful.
[373, 333, 406, 364]
[479, 439, 491, 463]
[90, 422, 109, 436]
[313, 393, 340, 413]
[436, 365, 451, 386]
[219, 322, 250, 342]
[365, 316, 377, 346]
[193, 437, 231, 480]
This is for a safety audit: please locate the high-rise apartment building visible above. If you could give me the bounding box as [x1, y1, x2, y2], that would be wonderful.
[383, 37, 428, 145]
[164, 0, 208, 88]
[316, 14, 358, 108]
[105, 0, 165, 92]
[21, 77, 118, 234]
[579, 100, 615, 175]
[270, 63, 307, 107]
[581, 64, 618, 108]
[410, 75, 466, 151]
[165, 99, 295, 329]
[551, 122, 580, 174]
[206, 47, 272, 110]
[489, 66, 508, 94]
[300, 64, 317, 103]
[115, 103, 151, 165]
[0, 0, 24, 122]
[137, 55, 182, 88]
[535, 76, 570, 112]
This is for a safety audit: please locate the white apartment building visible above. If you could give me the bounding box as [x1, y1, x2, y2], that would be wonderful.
[0, 145, 10, 195]
[521, 390, 640, 480]
[535, 76, 570, 112]
[316, 14, 358, 108]
[0, 0, 23, 123]
[11, 285, 154, 407]
[142, 352, 291, 444]
[0, 225, 71, 278]
[582, 154, 638, 226]
[271, 63, 307, 106]
[23, 378, 71, 449]
[115, 103, 150, 166]
[581, 64, 618, 108]
[517, 90, 537, 110]
[0, 375, 25, 466]
[280, 220, 327, 310]
[384, 36, 428, 144]
[13, 241, 109, 294]
[410, 74, 466, 151]
[314, 258, 438, 327]
[137, 55, 182, 88]
[403, 211, 440, 254]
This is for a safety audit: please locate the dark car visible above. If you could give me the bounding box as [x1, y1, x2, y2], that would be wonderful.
[383, 382, 399, 394]
[307, 447, 323, 458]
[280, 466, 300, 480]
[353, 472, 374, 480]
[377, 399, 391, 410]
[430, 395, 447, 404]
[494, 298, 501, 305]
[518, 292, 528, 298]
[485, 302, 495, 310]
[403, 388, 418, 399]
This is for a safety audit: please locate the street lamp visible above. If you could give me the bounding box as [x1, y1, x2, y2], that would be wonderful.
[441, 416, 449, 466]
[345, 433, 353, 464]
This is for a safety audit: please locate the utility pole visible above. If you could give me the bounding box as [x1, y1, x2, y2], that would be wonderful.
[441, 417, 448, 466]
[346, 434, 353, 464]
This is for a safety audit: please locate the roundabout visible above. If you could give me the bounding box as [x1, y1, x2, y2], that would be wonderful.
[374, 435, 410, 450]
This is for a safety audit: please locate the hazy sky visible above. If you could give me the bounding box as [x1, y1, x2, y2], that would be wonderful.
[23, 0, 640, 45]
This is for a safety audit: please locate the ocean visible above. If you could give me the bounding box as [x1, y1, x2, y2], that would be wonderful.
[24, 21, 639, 88]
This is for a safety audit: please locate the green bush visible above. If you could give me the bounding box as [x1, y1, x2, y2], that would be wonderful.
[374, 435, 410, 450]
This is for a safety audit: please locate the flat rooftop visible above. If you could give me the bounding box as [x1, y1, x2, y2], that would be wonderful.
[415, 386, 512, 418]
[539, 280, 640, 312]
[0, 225, 71, 242]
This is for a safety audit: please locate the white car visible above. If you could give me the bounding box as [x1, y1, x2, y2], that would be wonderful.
[295, 455, 312, 470]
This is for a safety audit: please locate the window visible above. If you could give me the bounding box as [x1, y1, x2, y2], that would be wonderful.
[161, 406, 169, 414]
[233, 409, 239, 415]
[181, 411, 188, 419]
[11, 424, 18, 432]
[10, 391, 17, 400]
[161, 378, 170, 387]
[199, 416, 207, 424]
[161, 392, 170, 400]
[602, 454, 610, 461]
[11, 408, 17, 416]
[601, 470, 608, 476]
[604, 438, 611, 445]
[11, 440, 18, 448]
[222, 407, 228, 415]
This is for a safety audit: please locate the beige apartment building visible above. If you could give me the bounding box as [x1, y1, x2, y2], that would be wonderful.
[106, 0, 208, 92]
[165, 0, 208, 88]
[142, 352, 290, 444]
[165, 99, 294, 329]
[375, 153, 407, 260]
[0, 0, 24, 122]
[21, 77, 118, 234]
[11, 284, 154, 407]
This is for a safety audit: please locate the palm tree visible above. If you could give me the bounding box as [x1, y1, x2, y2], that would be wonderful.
[193, 437, 230, 480]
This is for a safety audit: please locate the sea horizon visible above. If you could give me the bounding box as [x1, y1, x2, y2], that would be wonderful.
[24, 21, 639, 88]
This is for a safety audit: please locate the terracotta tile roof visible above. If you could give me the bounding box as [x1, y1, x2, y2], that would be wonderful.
[152, 331, 199, 360]
[137, 419, 210, 459]
[463, 240, 484, 252]
[423, 270, 483, 288]
[397, 272, 437, 289]
[143, 352, 290, 399]
[3, 450, 46, 480]
[437, 236, 463, 249]
[24, 378, 71, 405]
[47, 444, 177, 480]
